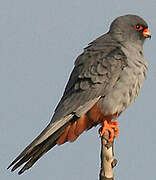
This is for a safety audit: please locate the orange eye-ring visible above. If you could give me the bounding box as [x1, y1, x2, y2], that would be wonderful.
[135, 24, 143, 31]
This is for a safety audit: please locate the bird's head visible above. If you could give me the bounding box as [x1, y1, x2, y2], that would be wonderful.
[109, 14, 151, 46]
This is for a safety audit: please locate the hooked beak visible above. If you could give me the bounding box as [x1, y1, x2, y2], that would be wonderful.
[143, 28, 151, 39]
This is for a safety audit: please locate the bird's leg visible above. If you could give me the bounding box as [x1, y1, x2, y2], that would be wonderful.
[99, 119, 119, 142]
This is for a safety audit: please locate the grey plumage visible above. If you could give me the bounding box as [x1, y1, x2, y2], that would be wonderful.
[8, 14, 150, 174]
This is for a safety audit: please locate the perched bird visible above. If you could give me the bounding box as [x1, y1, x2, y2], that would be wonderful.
[8, 14, 151, 175]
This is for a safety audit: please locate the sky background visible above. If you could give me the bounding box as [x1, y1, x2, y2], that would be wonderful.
[1, 0, 156, 180]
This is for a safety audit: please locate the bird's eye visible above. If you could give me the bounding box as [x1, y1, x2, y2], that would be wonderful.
[135, 24, 143, 31]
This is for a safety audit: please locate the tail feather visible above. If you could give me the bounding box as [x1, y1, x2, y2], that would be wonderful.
[11, 146, 40, 172]
[8, 120, 71, 174]
[8, 114, 74, 170]
[18, 141, 56, 175]
[8, 97, 101, 174]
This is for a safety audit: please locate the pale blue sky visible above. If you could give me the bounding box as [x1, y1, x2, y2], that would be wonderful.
[1, 1, 156, 180]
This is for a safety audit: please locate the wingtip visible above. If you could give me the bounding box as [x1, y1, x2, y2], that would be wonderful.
[7, 161, 15, 170]
[18, 169, 24, 175]
[7, 161, 26, 175]
[7, 165, 11, 170]
[11, 165, 18, 172]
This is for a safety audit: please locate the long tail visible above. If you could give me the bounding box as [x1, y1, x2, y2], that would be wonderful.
[7, 114, 74, 174]
[8, 97, 101, 174]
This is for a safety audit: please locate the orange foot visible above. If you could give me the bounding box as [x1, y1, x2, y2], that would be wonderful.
[100, 120, 119, 142]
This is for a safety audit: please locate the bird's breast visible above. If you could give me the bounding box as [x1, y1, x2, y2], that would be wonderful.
[97, 54, 147, 116]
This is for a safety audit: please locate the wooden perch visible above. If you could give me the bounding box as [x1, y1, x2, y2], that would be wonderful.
[99, 130, 117, 180]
